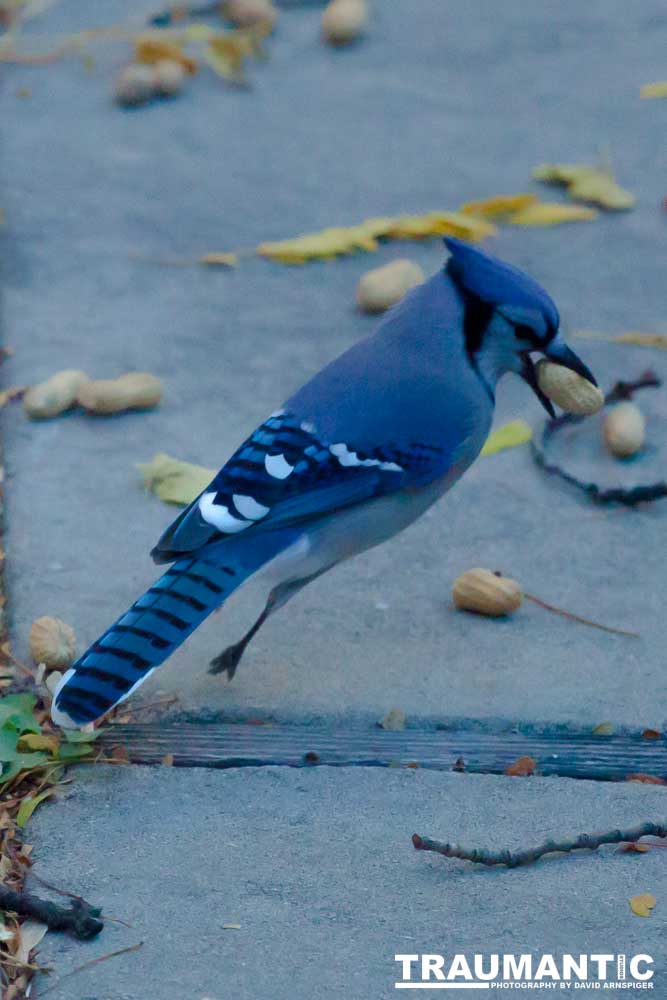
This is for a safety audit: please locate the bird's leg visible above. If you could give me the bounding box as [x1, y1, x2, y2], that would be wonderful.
[208, 601, 273, 679]
[209, 569, 329, 681]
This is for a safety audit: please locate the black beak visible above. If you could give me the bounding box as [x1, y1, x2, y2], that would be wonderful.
[544, 338, 598, 387]
[520, 354, 556, 418]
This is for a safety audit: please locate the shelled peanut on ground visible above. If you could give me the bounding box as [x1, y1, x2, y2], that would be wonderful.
[603, 402, 645, 458]
[28, 616, 76, 671]
[452, 568, 523, 617]
[77, 373, 163, 414]
[356, 259, 424, 313]
[322, 0, 368, 46]
[23, 369, 89, 420]
[23, 369, 163, 419]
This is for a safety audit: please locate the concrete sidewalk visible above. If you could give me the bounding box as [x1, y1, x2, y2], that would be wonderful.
[2, 0, 667, 730]
[3, 0, 667, 997]
[30, 766, 667, 999]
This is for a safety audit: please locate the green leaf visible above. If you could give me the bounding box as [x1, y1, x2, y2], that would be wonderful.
[63, 726, 106, 743]
[1, 752, 49, 784]
[16, 788, 54, 828]
[55, 742, 96, 761]
[0, 726, 19, 762]
[0, 692, 40, 734]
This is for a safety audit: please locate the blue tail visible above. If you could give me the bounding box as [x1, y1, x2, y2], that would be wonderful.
[52, 555, 251, 727]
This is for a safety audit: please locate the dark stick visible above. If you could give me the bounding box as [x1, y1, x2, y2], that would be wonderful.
[531, 370, 667, 506]
[0, 885, 103, 940]
[412, 821, 667, 868]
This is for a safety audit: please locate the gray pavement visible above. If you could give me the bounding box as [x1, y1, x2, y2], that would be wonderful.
[2, 0, 667, 730]
[3, 0, 667, 997]
[31, 766, 667, 999]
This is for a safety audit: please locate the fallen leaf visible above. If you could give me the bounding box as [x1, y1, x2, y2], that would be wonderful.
[205, 35, 247, 82]
[532, 163, 635, 210]
[16, 789, 54, 828]
[257, 211, 494, 264]
[626, 773, 666, 785]
[575, 330, 667, 350]
[134, 36, 198, 73]
[0, 693, 41, 735]
[110, 745, 130, 764]
[642, 729, 661, 740]
[161, 753, 174, 766]
[630, 893, 656, 917]
[199, 253, 238, 267]
[379, 708, 406, 731]
[222, 923, 241, 929]
[620, 842, 650, 854]
[460, 193, 538, 217]
[481, 419, 532, 456]
[640, 81, 667, 99]
[203, 25, 270, 83]
[14, 919, 47, 965]
[504, 755, 536, 777]
[508, 201, 599, 226]
[137, 453, 214, 506]
[17, 733, 59, 754]
[592, 721, 615, 736]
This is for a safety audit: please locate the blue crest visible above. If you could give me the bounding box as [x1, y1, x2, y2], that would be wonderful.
[444, 237, 559, 330]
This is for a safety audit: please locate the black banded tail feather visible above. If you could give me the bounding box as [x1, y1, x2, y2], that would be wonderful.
[52, 557, 240, 727]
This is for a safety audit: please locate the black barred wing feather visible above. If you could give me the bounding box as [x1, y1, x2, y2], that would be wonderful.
[152, 411, 444, 563]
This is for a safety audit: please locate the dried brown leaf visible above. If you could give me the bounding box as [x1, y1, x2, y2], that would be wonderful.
[504, 755, 536, 777]
[135, 36, 197, 73]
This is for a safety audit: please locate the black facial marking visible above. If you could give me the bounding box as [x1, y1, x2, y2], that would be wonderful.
[462, 291, 495, 367]
[513, 323, 544, 350]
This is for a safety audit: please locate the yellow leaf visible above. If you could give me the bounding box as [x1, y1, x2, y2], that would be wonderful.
[575, 330, 667, 350]
[16, 789, 54, 829]
[532, 163, 635, 211]
[630, 893, 656, 917]
[481, 419, 533, 456]
[460, 193, 538, 218]
[137, 453, 214, 506]
[508, 202, 598, 226]
[204, 30, 261, 83]
[199, 253, 238, 267]
[182, 23, 216, 42]
[640, 81, 667, 99]
[568, 173, 635, 211]
[592, 721, 615, 736]
[18, 733, 59, 754]
[134, 36, 198, 74]
[257, 212, 494, 264]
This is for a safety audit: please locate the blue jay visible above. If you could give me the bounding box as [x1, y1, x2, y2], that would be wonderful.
[52, 237, 595, 727]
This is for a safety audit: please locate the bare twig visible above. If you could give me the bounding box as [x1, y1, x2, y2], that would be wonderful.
[0, 885, 103, 939]
[412, 821, 667, 868]
[36, 941, 143, 997]
[531, 371, 667, 506]
[523, 592, 640, 638]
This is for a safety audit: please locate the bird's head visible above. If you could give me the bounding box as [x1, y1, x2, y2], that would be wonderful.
[445, 237, 596, 417]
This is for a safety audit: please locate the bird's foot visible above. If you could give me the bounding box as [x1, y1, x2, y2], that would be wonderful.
[208, 641, 245, 680]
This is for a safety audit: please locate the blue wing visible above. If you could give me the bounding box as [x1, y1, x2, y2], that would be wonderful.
[151, 411, 446, 563]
